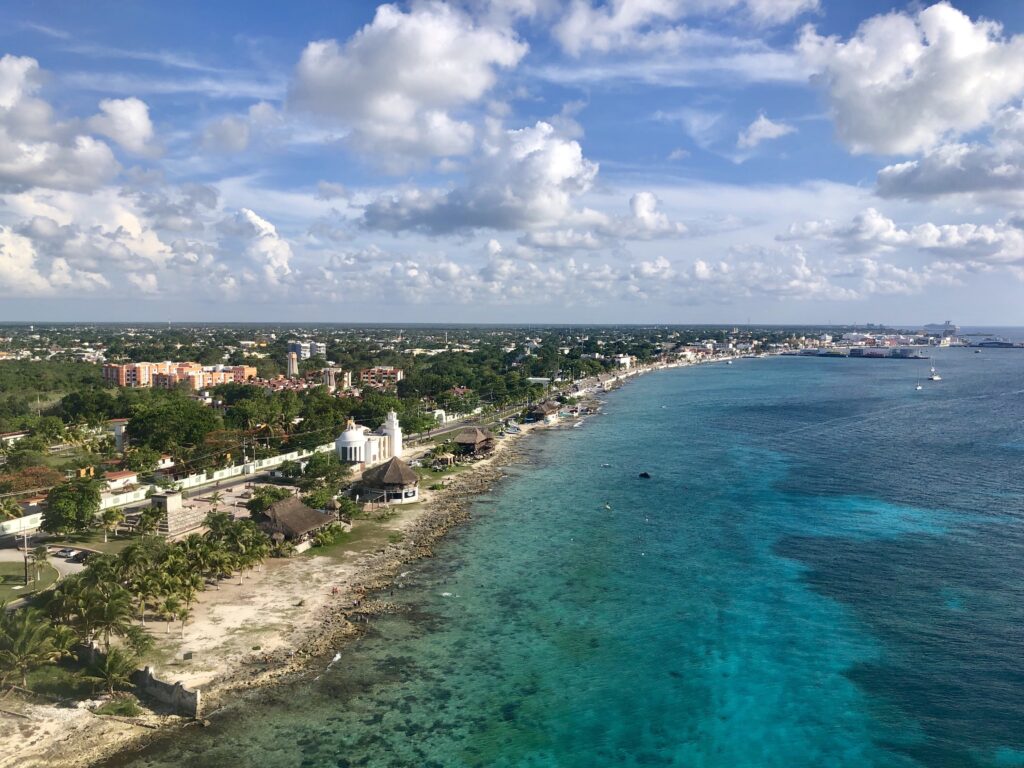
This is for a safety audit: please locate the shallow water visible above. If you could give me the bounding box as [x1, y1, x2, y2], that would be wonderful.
[110, 349, 1024, 768]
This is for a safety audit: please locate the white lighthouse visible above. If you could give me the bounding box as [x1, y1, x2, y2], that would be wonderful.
[382, 410, 403, 458]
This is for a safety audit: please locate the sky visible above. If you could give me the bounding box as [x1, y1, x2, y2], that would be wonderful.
[1, 0, 1024, 325]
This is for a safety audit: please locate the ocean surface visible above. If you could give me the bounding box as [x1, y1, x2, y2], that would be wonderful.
[110, 349, 1024, 768]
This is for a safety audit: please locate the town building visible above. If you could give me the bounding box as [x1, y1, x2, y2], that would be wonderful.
[104, 470, 139, 491]
[286, 352, 299, 378]
[334, 410, 403, 468]
[287, 340, 327, 360]
[103, 361, 255, 390]
[528, 401, 561, 424]
[359, 366, 404, 389]
[0, 430, 29, 448]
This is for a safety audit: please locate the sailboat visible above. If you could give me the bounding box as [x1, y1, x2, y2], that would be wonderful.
[915, 380, 923, 391]
[928, 366, 942, 381]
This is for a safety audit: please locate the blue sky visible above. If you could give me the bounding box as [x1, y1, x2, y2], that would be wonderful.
[1, 0, 1024, 324]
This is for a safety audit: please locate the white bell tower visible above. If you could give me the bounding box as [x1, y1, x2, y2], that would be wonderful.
[383, 410, 403, 458]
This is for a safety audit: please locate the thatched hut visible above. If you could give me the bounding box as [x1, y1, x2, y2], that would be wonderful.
[259, 496, 335, 541]
[453, 426, 495, 456]
[360, 456, 420, 504]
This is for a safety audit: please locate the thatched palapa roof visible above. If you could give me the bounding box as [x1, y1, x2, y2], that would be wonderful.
[362, 456, 419, 487]
[453, 426, 494, 446]
[261, 496, 335, 539]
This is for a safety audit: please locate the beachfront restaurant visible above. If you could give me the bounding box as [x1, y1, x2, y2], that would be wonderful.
[359, 456, 420, 504]
[453, 426, 496, 456]
[527, 401, 561, 424]
[259, 496, 336, 542]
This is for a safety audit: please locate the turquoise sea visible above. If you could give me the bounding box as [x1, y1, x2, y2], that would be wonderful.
[109, 349, 1024, 768]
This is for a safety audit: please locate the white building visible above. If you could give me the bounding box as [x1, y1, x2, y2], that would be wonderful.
[335, 410, 403, 467]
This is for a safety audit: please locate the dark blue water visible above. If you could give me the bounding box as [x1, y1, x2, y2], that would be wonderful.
[113, 349, 1024, 768]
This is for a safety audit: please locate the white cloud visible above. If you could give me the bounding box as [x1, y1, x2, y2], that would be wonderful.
[0, 225, 109, 296]
[782, 207, 1024, 264]
[127, 273, 159, 293]
[231, 208, 294, 284]
[201, 115, 250, 153]
[288, 2, 527, 167]
[0, 54, 119, 191]
[362, 121, 599, 233]
[799, 3, 1024, 154]
[876, 106, 1024, 199]
[316, 181, 349, 201]
[737, 112, 795, 149]
[88, 97, 155, 155]
[554, 0, 818, 55]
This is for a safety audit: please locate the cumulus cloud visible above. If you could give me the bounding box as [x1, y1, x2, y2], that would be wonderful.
[229, 208, 294, 284]
[876, 106, 1024, 199]
[0, 225, 109, 295]
[737, 113, 795, 149]
[799, 3, 1024, 154]
[87, 97, 155, 155]
[362, 121, 599, 233]
[782, 207, 1024, 264]
[288, 2, 526, 167]
[0, 54, 119, 191]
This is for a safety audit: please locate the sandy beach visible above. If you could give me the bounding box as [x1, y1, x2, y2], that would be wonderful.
[0, 412, 559, 768]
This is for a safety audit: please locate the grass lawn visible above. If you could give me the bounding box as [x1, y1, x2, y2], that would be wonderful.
[416, 464, 470, 485]
[306, 517, 408, 561]
[45, 528, 139, 555]
[0, 561, 59, 602]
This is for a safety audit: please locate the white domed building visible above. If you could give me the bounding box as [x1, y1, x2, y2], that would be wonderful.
[335, 410, 404, 469]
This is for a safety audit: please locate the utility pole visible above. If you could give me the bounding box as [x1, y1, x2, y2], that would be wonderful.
[22, 528, 30, 585]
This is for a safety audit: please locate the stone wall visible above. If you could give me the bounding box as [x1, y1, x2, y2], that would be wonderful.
[131, 666, 202, 718]
[75, 645, 201, 718]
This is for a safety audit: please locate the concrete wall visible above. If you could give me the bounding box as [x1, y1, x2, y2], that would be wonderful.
[75, 645, 201, 717]
[0, 512, 42, 537]
[99, 487, 150, 510]
[131, 666, 202, 718]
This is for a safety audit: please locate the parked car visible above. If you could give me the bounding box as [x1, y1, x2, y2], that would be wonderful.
[54, 548, 77, 558]
[68, 551, 93, 564]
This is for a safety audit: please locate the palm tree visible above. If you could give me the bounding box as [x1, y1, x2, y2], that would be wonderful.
[0, 497, 22, 521]
[84, 646, 138, 696]
[175, 603, 191, 639]
[100, 508, 125, 543]
[88, 588, 135, 651]
[136, 507, 162, 537]
[0, 606, 67, 689]
[207, 491, 224, 514]
[28, 545, 49, 583]
[159, 595, 182, 634]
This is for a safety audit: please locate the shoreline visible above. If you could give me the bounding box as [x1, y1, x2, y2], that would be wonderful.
[3, 360, 696, 768]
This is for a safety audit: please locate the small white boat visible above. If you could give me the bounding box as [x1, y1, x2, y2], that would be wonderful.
[915, 383, 923, 391]
[929, 372, 942, 381]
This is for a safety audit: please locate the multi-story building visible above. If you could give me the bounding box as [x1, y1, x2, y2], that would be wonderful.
[359, 366, 404, 389]
[286, 352, 300, 378]
[287, 340, 311, 360]
[103, 362, 256, 390]
[287, 340, 327, 360]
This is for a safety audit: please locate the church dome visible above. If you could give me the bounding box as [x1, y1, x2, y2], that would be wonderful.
[336, 418, 366, 446]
